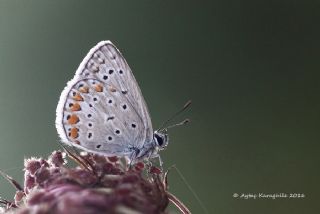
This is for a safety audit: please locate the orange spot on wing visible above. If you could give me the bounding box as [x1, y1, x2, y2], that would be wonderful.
[95, 84, 103, 92]
[71, 103, 81, 111]
[79, 86, 89, 93]
[73, 93, 84, 101]
[68, 114, 79, 124]
[70, 127, 79, 139]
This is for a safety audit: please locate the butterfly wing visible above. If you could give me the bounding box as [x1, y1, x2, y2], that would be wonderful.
[56, 41, 153, 155]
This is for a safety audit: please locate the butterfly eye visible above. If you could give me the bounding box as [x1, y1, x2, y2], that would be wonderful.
[155, 133, 164, 147]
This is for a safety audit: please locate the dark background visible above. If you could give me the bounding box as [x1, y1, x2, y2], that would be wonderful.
[0, 1, 319, 213]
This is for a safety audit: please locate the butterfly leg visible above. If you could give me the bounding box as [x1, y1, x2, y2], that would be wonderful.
[149, 150, 163, 169]
[149, 154, 164, 171]
[127, 147, 141, 169]
[157, 155, 163, 169]
[127, 152, 136, 169]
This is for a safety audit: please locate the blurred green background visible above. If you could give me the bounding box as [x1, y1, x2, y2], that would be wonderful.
[0, 1, 319, 213]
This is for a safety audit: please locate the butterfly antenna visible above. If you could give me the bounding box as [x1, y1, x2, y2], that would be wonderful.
[170, 165, 209, 214]
[157, 100, 192, 131]
[165, 119, 190, 130]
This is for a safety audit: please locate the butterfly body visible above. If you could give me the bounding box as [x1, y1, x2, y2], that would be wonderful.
[56, 41, 168, 164]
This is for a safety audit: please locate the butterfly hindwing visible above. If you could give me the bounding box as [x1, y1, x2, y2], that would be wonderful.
[56, 77, 148, 155]
[56, 41, 154, 155]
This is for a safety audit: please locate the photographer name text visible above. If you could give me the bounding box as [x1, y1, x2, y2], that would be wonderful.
[233, 193, 305, 200]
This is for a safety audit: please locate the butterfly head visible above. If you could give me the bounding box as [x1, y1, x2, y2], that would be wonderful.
[153, 130, 169, 150]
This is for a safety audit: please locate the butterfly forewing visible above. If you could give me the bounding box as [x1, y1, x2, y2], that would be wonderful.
[56, 41, 153, 155]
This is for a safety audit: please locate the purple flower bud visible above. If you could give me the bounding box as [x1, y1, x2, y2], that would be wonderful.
[48, 151, 65, 167]
[24, 158, 41, 176]
[39, 158, 50, 168]
[34, 165, 50, 185]
[107, 156, 118, 162]
[24, 173, 35, 193]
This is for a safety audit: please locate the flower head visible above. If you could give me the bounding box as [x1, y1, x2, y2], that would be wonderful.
[2, 150, 170, 214]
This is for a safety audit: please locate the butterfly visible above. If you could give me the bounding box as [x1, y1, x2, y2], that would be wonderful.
[55, 41, 179, 165]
